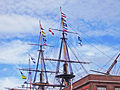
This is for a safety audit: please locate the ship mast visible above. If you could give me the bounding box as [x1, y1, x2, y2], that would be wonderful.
[33, 21, 48, 90]
[55, 7, 75, 88]
[6, 8, 90, 90]
[29, 57, 31, 90]
[32, 21, 66, 90]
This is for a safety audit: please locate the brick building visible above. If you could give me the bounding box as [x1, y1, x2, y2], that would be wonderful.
[63, 74, 120, 90]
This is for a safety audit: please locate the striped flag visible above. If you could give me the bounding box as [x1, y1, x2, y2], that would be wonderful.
[49, 29, 54, 35]
[43, 38, 47, 42]
[78, 36, 82, 46]
[20, 71, 27, 79]
[43, 42, 47, 46]
[41, 30, 45, 34]
[62, 17, 66, 22]
[63, 22, 67, 27]
[40, 24, 44, 30]
[63, 29, 68, 32]
[31, 57, 35, 64]
[61, 12, 66, 18]
[42, 34, 46, 37]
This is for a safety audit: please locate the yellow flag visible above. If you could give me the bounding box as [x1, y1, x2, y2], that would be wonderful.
[22, 75, 27, 79]
[42, 34, 46, 37]
[41, 30, 45, 34]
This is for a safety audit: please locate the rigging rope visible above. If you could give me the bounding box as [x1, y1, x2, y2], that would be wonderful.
[67, 42, 88, 74]
[66, 22, 120, 73]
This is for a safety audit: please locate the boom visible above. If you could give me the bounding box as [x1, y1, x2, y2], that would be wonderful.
[106, 53, 120, 75]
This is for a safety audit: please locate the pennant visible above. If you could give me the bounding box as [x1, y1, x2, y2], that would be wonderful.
[31, 57, 35, 60]
[42, 34, 46, 37]
[49, 29, 54, 35]
[62, 17, 66, 22]
[28, 54, 36, 64]
[22, 75, 27, 79]
[61, 12, 66, 18]
[78, 36, 82, 46]
[32, 60, 35, 64]
[41, 30, 45, 34]
[64, 27, 67, 30]
[78, 36, 82, 42]
[62, 12, 66, 16]
[31, 57, 36, 64]
[20, 71, 27, 79]
[63, 29, 68, 32]
[63, 27, 68, 32]
[40, 24, 44, 30]
[41, 27, 44, 30]
[43, 38, 47, 42]
[63, 22, 67, 27]
[43, 42, 47, 46]
[79, 42, 82, 46]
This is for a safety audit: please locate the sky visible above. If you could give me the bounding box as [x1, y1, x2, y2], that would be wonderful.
[0, 0, 120, 89]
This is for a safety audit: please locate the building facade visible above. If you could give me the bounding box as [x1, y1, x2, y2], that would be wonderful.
[63, 74, 120, 90]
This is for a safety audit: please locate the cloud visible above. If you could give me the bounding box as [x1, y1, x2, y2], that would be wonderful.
[0, 0, 120, 88]
[0, 0, 61, 16]
[0, 0, 120, 39]
[66, 0, 120, 21]
[0, 14, 38, 33]
[84, 29, 120, 38]
[0, 40, 33, 64]
[0, 77, 23, 90]
[67, 43, 119, 71]
[0, 13, 60, 39]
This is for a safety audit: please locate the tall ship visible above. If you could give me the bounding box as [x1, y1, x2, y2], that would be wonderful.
[6, 7, 120, 90]
[7, 7, 89, 90]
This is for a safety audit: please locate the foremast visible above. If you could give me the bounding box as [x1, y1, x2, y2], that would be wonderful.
[33, 21, 48, 90]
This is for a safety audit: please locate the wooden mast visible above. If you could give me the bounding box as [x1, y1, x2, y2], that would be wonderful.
[32, 21, 45, 90]
[39, 21, 43, 90]
[55, 7, 75, 89]
[61, 7, 69, 86]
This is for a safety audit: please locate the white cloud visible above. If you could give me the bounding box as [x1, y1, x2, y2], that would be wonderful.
[68, 44, 119, 71]
[84, 29, 120, 37]
[0, 40, 33, 64]
[0, 0, 120, 39]
[0, 77, 23, 90]
[0, 14, 38, 33]
[0, 0, 120, 88]
[66, 0, 120, 21]
[0, 13, 60, 39]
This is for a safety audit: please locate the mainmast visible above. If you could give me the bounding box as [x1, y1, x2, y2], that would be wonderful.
[55, 7, 75, 88]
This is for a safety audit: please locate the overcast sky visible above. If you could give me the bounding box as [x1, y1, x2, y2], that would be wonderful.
[0, 0, 120, 89]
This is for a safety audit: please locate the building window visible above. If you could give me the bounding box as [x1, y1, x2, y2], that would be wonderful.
[115, 87, 120, 90]
[97, 87, 106, 90]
